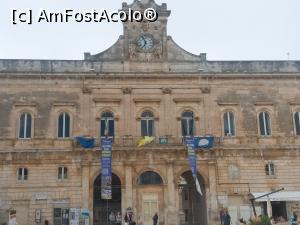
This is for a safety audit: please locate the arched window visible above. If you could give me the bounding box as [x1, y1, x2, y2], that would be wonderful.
[294, 111, 300, 135]
[100, 112, 114, 137]
[265, 162, 275, 176]
[58, 166, 68, 179]
[141, 111, 154, 136]
[223, 112, 235, 136]
[181, 111, 194, 136]
[18, 167, 28, 180]
[58, 112, 70, 138]
[258, 112, 271, 136]
[19, 112, 32, 139]
[138, 171, 163, 185]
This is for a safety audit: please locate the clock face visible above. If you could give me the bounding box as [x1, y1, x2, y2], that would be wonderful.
[136, 35, 154, 51]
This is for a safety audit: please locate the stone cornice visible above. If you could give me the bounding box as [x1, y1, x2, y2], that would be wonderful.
[1, 73, 300, 81]
[173, 98, 201, 103]
[93, 98, 122, 103]
[133, 98, 161, 103]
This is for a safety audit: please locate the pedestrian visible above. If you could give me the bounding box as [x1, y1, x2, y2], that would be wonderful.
[152, 212, 158, 225]
[109, 211, 116, 225]
[223, 209, 231, 225]
[290, 212, 298, 225]
[116, 211, 122, 225]
[124, 211, 132, 225]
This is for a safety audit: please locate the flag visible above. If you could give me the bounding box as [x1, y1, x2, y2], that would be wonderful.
[75, 136, 95, 148]
[138, 136, 155, 147]
[195, 176, 203, 195]
[186, 137, 203, 196]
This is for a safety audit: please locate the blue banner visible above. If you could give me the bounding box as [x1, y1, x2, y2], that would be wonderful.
[75, 136, 95, 148]
[185, 137, 203, 195]
[194, 136, 214, 149]
[185, 137, 197, 177]
[101, 138, 112, 199]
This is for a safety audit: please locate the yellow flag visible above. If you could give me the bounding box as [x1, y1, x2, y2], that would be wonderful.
[138, 136, 155, 147]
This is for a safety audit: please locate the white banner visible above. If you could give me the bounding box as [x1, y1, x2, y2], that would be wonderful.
[70, 208, 80, 225]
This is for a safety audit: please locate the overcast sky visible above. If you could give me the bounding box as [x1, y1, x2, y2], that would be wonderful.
[0, 0, 299, 60]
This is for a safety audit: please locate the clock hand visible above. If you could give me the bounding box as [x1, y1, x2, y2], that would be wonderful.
[142, 36, 146, 48]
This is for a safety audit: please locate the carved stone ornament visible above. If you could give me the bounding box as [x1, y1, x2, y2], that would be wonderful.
[122, 87, 132, 94]
[161, 87, 172, 94]
[200, 87, 211, 94]
[82, 87, 92, 94]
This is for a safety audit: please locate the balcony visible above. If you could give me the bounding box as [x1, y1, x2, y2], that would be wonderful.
[0, 135, 299, 151]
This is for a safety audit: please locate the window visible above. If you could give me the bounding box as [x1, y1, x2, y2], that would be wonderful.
[53, 208, 69, 225]
[138, 171, 163, 185]
[141, 111, 154, 136]
[223, 112, 235, 136]
[265, 163, 275, 176]
[259, 112, 271, 136]
[228, 164, 239, 179]
[18, 168, 28, 180]
[181, 111, 194, 136]
[100, 112, 114, 137]
[58, 112, 70, 138]
[19, 112, 32, 138]
[294, 111, 300, 135]
[58, 167, 68, 179]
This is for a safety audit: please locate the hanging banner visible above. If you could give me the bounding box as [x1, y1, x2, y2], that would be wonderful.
[185, 137, 203, 195]
[101, 138, 112, 199]
[194, 136, 214, 149]
[186, 137, 197, 176]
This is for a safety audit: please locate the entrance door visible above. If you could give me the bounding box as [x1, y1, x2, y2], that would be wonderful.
[142, 194, 158, 225]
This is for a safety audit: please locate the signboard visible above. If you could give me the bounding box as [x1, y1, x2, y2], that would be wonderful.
[194, 136, 214, 149]
[35, 209, 41, 223]
[101, 138, 113, 199]
[159, 137, 168, 144]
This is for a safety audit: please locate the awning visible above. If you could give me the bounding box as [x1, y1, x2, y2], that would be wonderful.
[251, 191, 300, 202]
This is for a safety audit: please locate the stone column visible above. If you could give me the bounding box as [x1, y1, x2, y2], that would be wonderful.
[81, 165, 91, 223]
[166, 163, 178, 225]
[122, 88, 132, 136]
[162, 88, 172, 136]
[125, 165, 133, 210]
[208, 161, 219, 225]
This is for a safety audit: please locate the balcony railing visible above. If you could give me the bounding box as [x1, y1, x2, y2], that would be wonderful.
[0, 135, 299, 151]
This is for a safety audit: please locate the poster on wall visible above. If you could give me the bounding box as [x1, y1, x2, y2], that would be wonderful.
[62, 209, 70, 225]
[101, 138, 113, 199]
[70, 208, 80, 225]
[79, 209, 90, 225]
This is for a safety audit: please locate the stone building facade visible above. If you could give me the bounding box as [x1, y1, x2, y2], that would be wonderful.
[1, 0, 300, 225]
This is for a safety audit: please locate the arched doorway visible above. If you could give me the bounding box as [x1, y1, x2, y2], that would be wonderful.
[178, 171, 207, 225]
[137, 171, 164, 225]
[94, 173, 121, 225]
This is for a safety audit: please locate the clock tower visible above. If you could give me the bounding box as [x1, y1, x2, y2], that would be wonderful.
[121, 0, 171, 61]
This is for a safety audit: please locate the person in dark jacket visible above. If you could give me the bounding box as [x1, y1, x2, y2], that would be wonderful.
[152, 212, 158, 225]
[223, 210, 231, 225]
